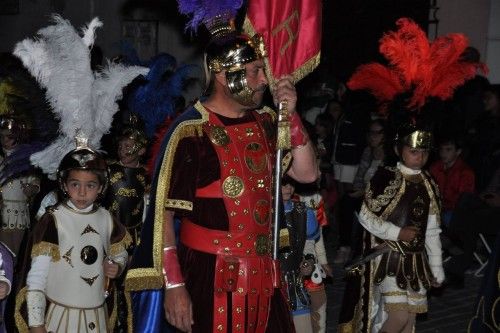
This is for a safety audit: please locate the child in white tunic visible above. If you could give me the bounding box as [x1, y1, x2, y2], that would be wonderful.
[16, 147, 130, 333]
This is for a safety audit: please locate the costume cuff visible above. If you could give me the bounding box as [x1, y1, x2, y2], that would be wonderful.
[387, 225, 402, 242]
[27, 290, 46, 327]
[0, 275, 11, 295]
[290, 113, 309, 148]
[430, 263, 445, 284]
[162, 246, 184, 289]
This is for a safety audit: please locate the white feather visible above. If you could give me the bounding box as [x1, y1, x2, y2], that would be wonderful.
[16, 15, 148, 176]
[90, 62, 149, 148]
[81, 17, 103, 48]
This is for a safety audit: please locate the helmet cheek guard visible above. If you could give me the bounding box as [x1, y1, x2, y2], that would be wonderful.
[226, 67, 256, 107]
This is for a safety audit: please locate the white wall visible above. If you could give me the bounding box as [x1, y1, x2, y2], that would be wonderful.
[436, 0, 500, 83]
[485, 0, 500, 83]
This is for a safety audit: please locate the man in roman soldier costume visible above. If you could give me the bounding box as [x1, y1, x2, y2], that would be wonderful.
[125, 1, 319, 332]
[337, 18, 486, 333]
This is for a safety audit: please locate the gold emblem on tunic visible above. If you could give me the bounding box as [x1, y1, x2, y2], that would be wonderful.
[209, 126, 230, 146]
[244, 142, 267, 173]
[255, 234, 270, 256]
[222, 176, 244, 197]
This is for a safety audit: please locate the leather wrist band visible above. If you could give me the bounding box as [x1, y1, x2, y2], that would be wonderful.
[162, 246, 184, 290]
[290, 112, 309, 148]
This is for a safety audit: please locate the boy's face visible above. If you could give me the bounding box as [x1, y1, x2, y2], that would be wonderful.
[439, 143, 461, 166]
[0, 131, 17, 150]
[399, 145, 429, 170]
[118, 137, 143, 166]
[64, 169, 102, 210]
[281, 183, 295, 201]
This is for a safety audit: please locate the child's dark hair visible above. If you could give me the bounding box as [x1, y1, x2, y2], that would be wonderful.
[60, 168, 107, 187]
[438, 136, 464, 150]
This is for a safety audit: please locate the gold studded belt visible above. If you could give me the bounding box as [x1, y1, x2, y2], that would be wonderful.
[180, 219, 271, 257]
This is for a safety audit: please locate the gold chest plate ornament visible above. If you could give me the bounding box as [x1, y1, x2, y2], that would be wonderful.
[222, 176, 245, 197]
[255, 234, 270, 256]
[244, 142, 267, 173]
[208, 126, 230, 146]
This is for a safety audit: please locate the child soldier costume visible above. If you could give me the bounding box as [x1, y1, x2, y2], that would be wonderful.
[17, 145, 130, 332]
[11, 15, 147, 332]
[337, 18, 485, 333]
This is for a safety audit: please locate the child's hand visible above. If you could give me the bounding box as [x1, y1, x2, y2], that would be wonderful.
[398, 226, 419, 242]
[103, 260, 120, 279]
[0, 281, 8, 299]
[322, 264, 333, 278]
[30, 326, 47, 333]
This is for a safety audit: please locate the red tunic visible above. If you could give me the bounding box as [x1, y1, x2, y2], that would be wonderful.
[167, 108, 293, 333]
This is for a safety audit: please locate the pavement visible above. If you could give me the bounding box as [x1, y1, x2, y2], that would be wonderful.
[323, 238, 484, 332]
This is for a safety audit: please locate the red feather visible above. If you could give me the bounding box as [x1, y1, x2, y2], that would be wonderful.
[347, 63, 405, 103]
[379, 18, 430, 87]
[349, 17, 487, 114]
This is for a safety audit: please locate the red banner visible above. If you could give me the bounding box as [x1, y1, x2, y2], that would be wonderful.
[243, 0, 322, 86]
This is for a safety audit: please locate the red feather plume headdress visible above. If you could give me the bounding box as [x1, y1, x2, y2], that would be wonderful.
[348, 18, 488, 115]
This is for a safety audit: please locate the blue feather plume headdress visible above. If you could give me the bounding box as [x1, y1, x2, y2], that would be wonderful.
[122, 44, 199, 139]
[177, 0, 243, 33]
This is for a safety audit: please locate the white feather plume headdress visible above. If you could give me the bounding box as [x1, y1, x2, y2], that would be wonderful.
[13, 14, 149, 177]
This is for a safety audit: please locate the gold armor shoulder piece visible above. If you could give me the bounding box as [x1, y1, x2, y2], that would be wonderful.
[365, 168, 402, 214]
[31, 241, 60, 262]
[110, 231, 133, 257]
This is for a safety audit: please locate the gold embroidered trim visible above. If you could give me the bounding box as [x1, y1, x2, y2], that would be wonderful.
[125, 101, 208, 291]
[381, 291, 406, 297]
[281, 152, 293, 175]
[256, 106, 277, 122]
[365, 167, 402, 213]
[125, 290, 134, 333]
[381, 175, 406, 220]
[14, 286, 29, 333]
[110, 172, 123, 184]
[116, 188, 138, 198]
[381, 291, 427, 299]
[422, 174, 441, 218]
[164, 199, 193, 211]
[384, 302, 427, 314]
[31, 241, 60, 261]
[136, 173, 146, 185]
[110, 231, 133, 257]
